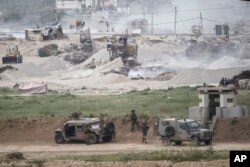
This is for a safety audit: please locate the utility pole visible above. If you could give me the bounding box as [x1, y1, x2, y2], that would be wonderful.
[151, 13, 154, 35]
[200, 12, 204, 38]
[174, 6, 177, 35]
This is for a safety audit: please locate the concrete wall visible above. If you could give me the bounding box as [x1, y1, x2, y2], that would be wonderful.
[199, 94, 209, 107]
[220, 93, 236, 108]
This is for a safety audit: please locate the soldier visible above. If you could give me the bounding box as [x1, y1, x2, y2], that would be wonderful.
[71, 112, 81, 120]
[130, 109, 139, 132]
[141, 121, 149, 144]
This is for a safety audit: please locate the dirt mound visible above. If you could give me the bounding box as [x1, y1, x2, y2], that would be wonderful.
[0, 117, 67, 144]
[213, 118, 250, 143]
[167, 66, 250, 85]
[0, 117, 156, 144]
[81, 48, 110, 68]
[40, 56, 71, 71]
[16, 62, 49, 77]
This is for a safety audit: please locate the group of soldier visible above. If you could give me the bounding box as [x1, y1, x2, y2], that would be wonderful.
[130, 109, 149, 144]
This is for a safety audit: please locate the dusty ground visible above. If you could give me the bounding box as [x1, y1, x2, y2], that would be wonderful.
[0, 116, 236, 167]
[0, 159, 229, 167]
[213, 117, 250, 143]
[1, 117, 250, 145]
[0, 117, 249, 160]
[0, 34, 250, 94]
[0, 33, 249, 167]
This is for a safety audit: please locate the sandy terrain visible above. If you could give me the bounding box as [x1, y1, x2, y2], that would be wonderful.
[0, 33, 249, 167]
[0, 117, 249, 160]
[0, 34, 250, 94]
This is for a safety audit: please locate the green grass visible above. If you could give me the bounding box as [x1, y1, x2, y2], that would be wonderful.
[0, 87, 16, 95]
[28, 158, 47, 167]
[0, 87, 249, 119]
[54, 148, 228, 163]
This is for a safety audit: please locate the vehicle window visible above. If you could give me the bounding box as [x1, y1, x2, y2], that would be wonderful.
[227, 98, 233, 103]
[187, 121, 200, 130]
[91, 123, 100, 129]
[76, 125, 83, 129]
[179, 123, 187, 130]
[162, 121, 170, 126]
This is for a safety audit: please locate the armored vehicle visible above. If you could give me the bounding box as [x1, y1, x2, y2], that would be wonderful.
[55, 118, 115, 144]
[156, 118, 212, 146]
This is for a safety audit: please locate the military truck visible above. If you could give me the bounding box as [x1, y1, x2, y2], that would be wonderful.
[107, 34, 138, 68]
[156, 118, 212, 146]
[55, 118, 115, 144]
[2, 45, 23, 64]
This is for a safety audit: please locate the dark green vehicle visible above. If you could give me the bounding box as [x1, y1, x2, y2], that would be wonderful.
[55, 118, 115, 144]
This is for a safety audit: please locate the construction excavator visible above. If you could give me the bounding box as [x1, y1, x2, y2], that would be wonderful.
[2, 45, 23, 64]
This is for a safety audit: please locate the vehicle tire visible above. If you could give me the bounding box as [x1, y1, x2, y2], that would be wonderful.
[191, 136, 200, 146]
[175, 140, 182, 146]
[55, 133, 65, 144]
[105, 122, 115, 134]
[103, 135, 113, 142]
[204, 140, 212, 145]
[87, 133, 98, 144]
[165, 126, 175, 137]
[162, 137, 171, 146]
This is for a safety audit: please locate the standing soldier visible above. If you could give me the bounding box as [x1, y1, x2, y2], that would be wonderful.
[141, 121, 149, 144]
[130, 109, 139, 132]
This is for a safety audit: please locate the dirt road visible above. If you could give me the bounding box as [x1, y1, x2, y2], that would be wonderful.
[0, 143, 249, 159]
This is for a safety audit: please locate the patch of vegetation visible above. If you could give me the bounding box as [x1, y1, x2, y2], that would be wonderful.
[0, 87, 16, 95]
[0, 87, 249, 119]
[54, 148, 228, 163]
[28, 158, 47, 167]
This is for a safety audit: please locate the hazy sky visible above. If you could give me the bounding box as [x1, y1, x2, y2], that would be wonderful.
[150, 0, 250, 33]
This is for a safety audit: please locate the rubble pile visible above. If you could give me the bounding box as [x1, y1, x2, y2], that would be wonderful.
[155, 71, 177, 81]
[61, 43, 92, 65]
[64, 51, 91, 65]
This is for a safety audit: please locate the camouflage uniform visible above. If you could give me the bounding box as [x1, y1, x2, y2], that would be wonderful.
[141, 122, 149, 144]
[130, 110, 139, 132]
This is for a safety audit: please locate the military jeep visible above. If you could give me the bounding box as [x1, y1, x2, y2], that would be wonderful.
[156, 118, 212, 146]
[55, 118, 115, 144]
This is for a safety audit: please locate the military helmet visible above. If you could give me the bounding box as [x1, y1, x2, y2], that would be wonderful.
[131, 109, 135, 112]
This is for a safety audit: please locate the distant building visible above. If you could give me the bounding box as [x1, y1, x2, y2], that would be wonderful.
[55, 0, 118, 10]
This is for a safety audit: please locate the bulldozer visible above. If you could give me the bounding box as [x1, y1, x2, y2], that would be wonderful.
[107, 34, 138, 68]
[2, 45, 23, 64]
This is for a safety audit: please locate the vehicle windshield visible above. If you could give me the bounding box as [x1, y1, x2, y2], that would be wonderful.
[186, 121, 200, 130]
